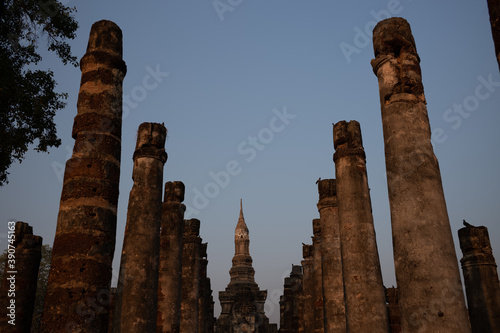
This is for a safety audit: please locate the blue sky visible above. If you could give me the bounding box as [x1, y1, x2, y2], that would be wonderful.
[1, 0, 499, 324]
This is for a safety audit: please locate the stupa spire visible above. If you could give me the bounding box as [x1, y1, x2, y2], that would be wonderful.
[235, 198, 249, 238]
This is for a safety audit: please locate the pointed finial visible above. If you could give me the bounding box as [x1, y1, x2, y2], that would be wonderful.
[239, 198, 244, 220]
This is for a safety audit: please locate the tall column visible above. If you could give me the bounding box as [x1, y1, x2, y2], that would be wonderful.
[371, 17, 470, 333]
[333, 120, 388, 333]
[180, 219, 201, 333]
[317, 179, 346, 333]
[157, 181, 186, 333]
[41, 20, 126, 333]
[280, 277, 293, 333]
[198, 243, 208, 333]
[113, 122, 167, 333]
[458, 223, 500, 333]
[487, 0, 500, 71]
[0, 222, 42, 332]
[386, 287, 402, 333]
[301, 244, 314, 333]
[312, 219, 325, 333]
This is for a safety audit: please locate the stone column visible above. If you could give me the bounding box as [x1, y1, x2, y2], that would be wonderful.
[290, 265, 303, 332]
[301, 244, 314, 333]
[113, 122, 167, 333]
[198, 243, 208, 333]
[41, 20, 126, 333]
[333, 120, 388, 333]
[0, 222, 42, 332]
[280, 276, 293, 333]
[180, 219, 201, 333]
[108, 288, 117, 333]
[458, 223, 500, 333]
[371, 17, 470, 333]
[157, 181, 186, 333]
[311, 219, 325, 333]
[487, 0, 500, 71]
[386, 287, 401, 333]
[317, 179, 346, 333]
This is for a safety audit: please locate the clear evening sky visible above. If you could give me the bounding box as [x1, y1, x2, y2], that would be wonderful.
[1, 0, 499, 325]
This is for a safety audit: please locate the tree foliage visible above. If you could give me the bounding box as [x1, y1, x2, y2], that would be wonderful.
[0, 0, 78, 186]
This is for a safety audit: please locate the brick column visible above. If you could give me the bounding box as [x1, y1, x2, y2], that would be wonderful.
[157, 181, 186, 333]
[0, 222, 42, 332]
[317, 179, 346, 333]
[459, 224, 500, 333]
[41, 20, 126, 333]
[371, 17, 470, 333]
[113, 122, 167, 333]
[301, 244, 314, 333]
[312, 219, 325, 333]
[333, 120, 388, 333]
[180, 219, 201, 333]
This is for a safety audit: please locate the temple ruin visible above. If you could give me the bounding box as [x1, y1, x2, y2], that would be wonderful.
[0, 222, 42, 332]
[217, 200, 277, 333]
[3, 13, 499, 333]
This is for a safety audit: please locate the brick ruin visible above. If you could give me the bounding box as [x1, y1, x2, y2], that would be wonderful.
[3, 15, 499, 333]
[0, 222, 42, 332]
[217, 200, 277, 333]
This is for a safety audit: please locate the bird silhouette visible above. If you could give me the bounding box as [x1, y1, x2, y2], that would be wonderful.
[463, 220, 473, 227]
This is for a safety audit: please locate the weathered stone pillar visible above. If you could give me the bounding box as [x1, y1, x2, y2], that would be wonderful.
[0, 222, 42, 332]
[301, 244, 314, 333]
[113, 122, 167, 333]
[202, 276, 215, 333]
[371, 17, 470, 333]
[487, 0, 500, 71]
[180, 219, 201, 333]
[386, 287, 401, 333]
[297, 271, 305, 333]
[333, 120, 388, 333]
[157, 181, 186, 333]
[41, 20, 126, 333]
[317, 179, 346, 333]
[108, 288, 117, 333]
[199, 243, 209, 333]
[280, 277, 292, 333]
[458, 223, 500, 333]
[280, 266, 303, 333]
[311, 219, 325, 333]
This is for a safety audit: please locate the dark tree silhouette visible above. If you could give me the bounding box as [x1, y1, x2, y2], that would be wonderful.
[0, 0, 78, 185]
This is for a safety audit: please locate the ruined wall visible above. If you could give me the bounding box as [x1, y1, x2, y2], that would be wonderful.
[0, 222, 42, 332]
